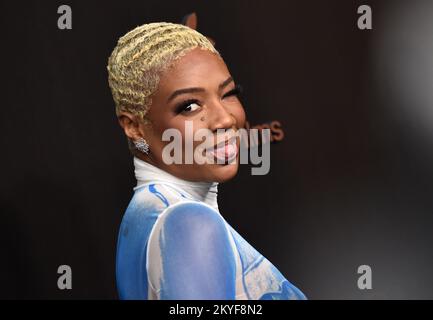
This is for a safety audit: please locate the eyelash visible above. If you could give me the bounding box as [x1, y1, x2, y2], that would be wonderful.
[175, 84, 243, 114]
[224, 83, 243, 99]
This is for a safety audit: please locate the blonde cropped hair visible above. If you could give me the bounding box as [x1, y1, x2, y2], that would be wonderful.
[107, 22, 220, 120]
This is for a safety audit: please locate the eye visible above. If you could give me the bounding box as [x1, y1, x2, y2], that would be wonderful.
[184, 102, 200, 112]
[223, 84, 243, 99]
[175, 99, 201, 114]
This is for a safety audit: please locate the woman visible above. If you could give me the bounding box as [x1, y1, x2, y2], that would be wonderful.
[107, 22, 306, 300]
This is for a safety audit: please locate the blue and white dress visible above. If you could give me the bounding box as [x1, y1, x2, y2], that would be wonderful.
[116, 157, 306, 300]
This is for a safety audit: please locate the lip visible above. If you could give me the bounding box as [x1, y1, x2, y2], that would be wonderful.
[206, 136, 238, 163]
[206, 135, 237, 151]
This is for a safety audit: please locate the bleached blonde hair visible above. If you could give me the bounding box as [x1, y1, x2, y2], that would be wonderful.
[107, 22, 220, 120]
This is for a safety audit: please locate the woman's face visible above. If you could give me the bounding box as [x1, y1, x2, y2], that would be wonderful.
[138, 47, 246, 182]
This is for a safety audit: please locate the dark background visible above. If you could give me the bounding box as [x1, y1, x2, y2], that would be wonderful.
[1, 0, 433, 299]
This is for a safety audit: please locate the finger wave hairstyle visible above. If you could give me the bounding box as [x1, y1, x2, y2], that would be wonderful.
[107, 22, 220, 121]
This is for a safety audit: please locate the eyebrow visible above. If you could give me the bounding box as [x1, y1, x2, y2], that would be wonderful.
[167, 76, 234, 103]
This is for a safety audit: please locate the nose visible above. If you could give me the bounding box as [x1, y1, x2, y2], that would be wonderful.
[208, 99, 236, 132]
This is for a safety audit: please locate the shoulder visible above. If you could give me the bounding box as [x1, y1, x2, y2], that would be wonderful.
[151, 201, 227, 240]
[147, 201, 232, 263]
[146, 201, 238, 299]
[146, 201, 236, 287]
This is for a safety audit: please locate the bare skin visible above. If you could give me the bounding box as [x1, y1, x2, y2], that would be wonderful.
[118, 47, 246, 183]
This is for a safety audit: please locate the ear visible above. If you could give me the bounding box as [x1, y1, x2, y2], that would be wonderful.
[117, 111, 144, 141]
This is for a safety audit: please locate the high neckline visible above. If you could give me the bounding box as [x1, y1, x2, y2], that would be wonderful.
[133, 157, 219, 211]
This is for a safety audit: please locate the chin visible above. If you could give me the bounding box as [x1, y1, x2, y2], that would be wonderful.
[208, 162, 239, 183]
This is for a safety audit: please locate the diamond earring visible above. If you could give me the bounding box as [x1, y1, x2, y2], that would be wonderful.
[134, 138, 149, 154]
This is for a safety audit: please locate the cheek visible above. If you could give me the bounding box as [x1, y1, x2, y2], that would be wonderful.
[152, 111, 185, 135]
[146, 115, 181, 153]
[164, 118, 207, 143]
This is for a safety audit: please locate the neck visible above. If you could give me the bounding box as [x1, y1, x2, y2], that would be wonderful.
[133, 157, 219, 211]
